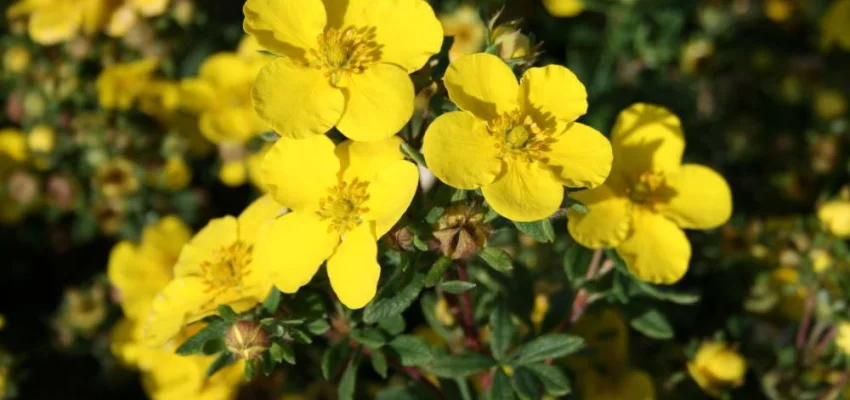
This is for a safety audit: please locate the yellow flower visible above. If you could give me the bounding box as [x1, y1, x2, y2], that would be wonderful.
[244, 0, 443, 141]
[138, 80, 181, 121]
[6, 0, 113, 45]
[769, 265, 807, 320]
[219, 160, 248, 187]
[3, 46, 31, 73]
[568, 103, 732, 284]
[836, 322, 850, 355]
[439, 4, 486, 61]
[96, 59, 159, 110]
[818, 199, 850, 238]
[569, 308, 629, 374]
[254, 135, 419, 309]
[577, 368, 656, 400]
[765, 0, 794, 23]
[27, 124, 55, 154]
[821, 0, 850, 51]
[543, 0, 584, 18]
[108, 216, 191, 320]
[180, 50, 268, 144]
[687, 341, 746, 398]
[155, 157, 191, 191]
[107, 0, 170, 37]
[94, 157, 139, 198]
[143, 195, 282, 346]
[423, 53, 612, 222]
[0, 128, 27, 167]
[814, 89, 847, 120]
[247, 145, 270, 191]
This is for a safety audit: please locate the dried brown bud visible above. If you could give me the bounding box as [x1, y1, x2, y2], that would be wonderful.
[225, 320, 269, 361]
[385, 226, 415, 252]
[432, 204, 492, 260]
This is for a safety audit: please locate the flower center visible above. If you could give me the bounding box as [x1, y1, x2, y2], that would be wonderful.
[200, 241, 252, 290]
[316, 178, 371, 235]
[487, 111, 556, 163]
[309, 27, 381, 87]
[625, 172, 672, 208]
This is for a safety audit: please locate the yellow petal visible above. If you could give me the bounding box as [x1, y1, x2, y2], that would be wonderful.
[611, 103, 685, 175]
[422, 111, 502, 189]
[327, 224, 380, 309]
[616, 210, 691, 284]
[444, 53, 519, 121]
[252, 211, 339, 293]
[542, 0, 583, 18]
[28, 4, 81, 45]
[237, 195, 285, 244]
[545, 122, 612, 188]
[252, 57, 345, 139]
[818, 200, 850, 238]
[242, 0, 326, 57]
[567, 185, 631, 248]
[664, 164, 732, 230]
[262, 135, 340, 213]
[365, 160, 419, 237]
[336, 63, 414, 141]
[354, 0, 443, 73]
[143, 277, 210, 347]
[482, 160, 563, 222]
[178, 79, 216, 113]
[173, 216, 238, 278]
[199, 109, 256, 144]
[335, 136, 405, 182]
[519, 65, 588, 123]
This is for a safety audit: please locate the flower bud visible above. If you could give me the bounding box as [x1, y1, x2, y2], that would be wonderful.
[687, 341, 746, 397]
[225, 321, 269, 361]
[4, 46, 31, 74]
[432, 204, 492, 260]
[385, 226, 415, 252]
[490, 22, 533, 62]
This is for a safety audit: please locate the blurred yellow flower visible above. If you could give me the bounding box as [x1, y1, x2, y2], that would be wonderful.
[577, 368, 656, 400]
[154, 157, 191, 191]
[0, 128, 28, 167]
[836, 322, 850, 355]
[814, 89, 847, 120]
[144, 195, 282, 346]
[27, 124, 55, 154]
[423, 53, 612, 221]
[6, 0, 113, 45]
[138, 80, 181, 121]
[219, 160, 248, 187]
[244, 0, 443, 141]
[568, 103, 732, 284]
[180, 46, 268, 144]
[94, 157, 139, 198]
[818, 199, 850, 238]
[543, 0, 584, 18]
[687, 341, 746, 397]
[765, 0, 794, 23]
[439, 4, 486, 61]
[821, 0, 850, 51]
[107, 0, 170, 37]
[3, 46, 31, 73]
[569, 308, 629, 375]
[96, 59, 159, 110]
[254, 135, 418, 309]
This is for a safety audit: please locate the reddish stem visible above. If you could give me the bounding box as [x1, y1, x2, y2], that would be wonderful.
[797, 292, 815, 349]
[455, 263, 482, 352]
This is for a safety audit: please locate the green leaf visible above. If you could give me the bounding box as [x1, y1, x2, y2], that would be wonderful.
[262, 287, 282, 314]
[512, 367, 541, 399]
[450, 189, 468, 203]
[270, 342, 295, 365]
[259, 131, 280, 142]
[401, 142, 427, 167]
[524, 363, 571, 396]
[244, 361, 256, 381]
[509, 334, 585, 365]
[489, 368, 515, 400]
[217, 305, 238, 321]
[378, 314, 406, 335]
[425, 256, 453, 288]
[489, 304, 514, 360]
[338, 354, 359, 400]
[426, 353, 496, 378]
[563, 244, 592, 286]
[370, 350, 389, 378]
[364, 272, 426, 324]
[176, 319, 230, 355]
[631, 279, 700, 305]
[630, 309, 674, 340]
[202, 338, 225, 355]
[205, 353, 235, 378]
[514, 219, 555, 243]
[306, 318, 331, 335]
[388, 335, 433, 367]
[440, 280, 476, 294]
[351, 328, 387, 348]
[564, 197, 589, 214]
[322, 340, 351, 380]
[479, 247, 513, 272]
[425, 207, 445, 224]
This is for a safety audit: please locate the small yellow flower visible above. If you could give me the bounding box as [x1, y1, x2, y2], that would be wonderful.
[244, 0, 443, 141]
[143, 195, 282, 346]
[543, 0, 584, 18]
[818, 199, 850, 238]
[439, 4, 486, 61]
[569, 308, 629, 374]
[814, 89, 847, 120]
[96, 59, 159, 110]
[57, 285, 108, 335]
[155, 157, 192, 191]
[94, 157, 139, 198]
[3, 46, 31, 73]
[687, 341, 746, 398]
[568, 103, 732, 284]
[138, 80, 181, 121]
[106, 0, 170, 37]
[27, 124, 55, 154]
[254, 135, 419, 309]
[765, 0, 794, 23]
[821, 0, 850, 51]
[836, 322, 850, 355]
[180, 47, 268, 144]
[0, 129, 27, 167]
[423, 53, 612, 221]
[219, 160, 248, 187]
[108, 216, 191, 321]
[577, 368, 656, 400]
[6, 0, 114, 45]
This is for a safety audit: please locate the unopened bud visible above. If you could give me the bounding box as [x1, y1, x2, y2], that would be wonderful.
[432, 204, 492, 260]
[225, 320, 269, 361]
[385, 226, 415, 251]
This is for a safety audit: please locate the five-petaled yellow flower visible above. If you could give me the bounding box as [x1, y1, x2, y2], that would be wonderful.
[143, 195, 282, 346]
[6, 0, 112, 45]
[243, 0, 443, 141]
[97, 59, 159, 111]
[568, 103, 732, 284]
[687, 341, 746, 398]
[422, 53, 613, 222]
[254, 135, 419, 309]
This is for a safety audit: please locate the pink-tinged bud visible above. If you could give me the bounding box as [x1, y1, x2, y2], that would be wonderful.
[225, 321, 269, 361]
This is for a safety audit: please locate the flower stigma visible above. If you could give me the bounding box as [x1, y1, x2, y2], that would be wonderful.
[309, 27, 381, 87]
[317, 178, 371, 235]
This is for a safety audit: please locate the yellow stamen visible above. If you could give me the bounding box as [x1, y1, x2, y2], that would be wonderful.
[316, 178, 371, 234]
[310, 27, 381, 87]
[200, 241, 252, 291]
